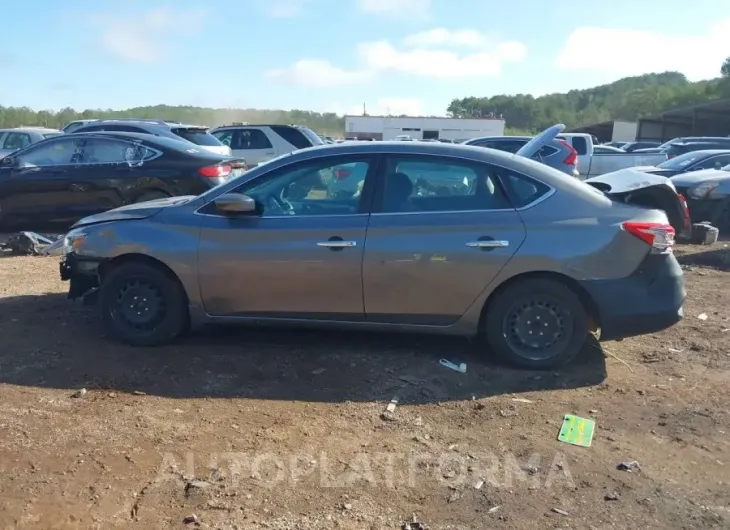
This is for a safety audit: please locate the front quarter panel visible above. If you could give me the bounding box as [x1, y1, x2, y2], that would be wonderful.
[75, 207, 203, 308]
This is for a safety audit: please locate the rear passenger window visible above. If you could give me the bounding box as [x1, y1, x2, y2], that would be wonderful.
[380, 156, 511, 213]
[478, 140, 526, 153]
[270, 125, 312, 149]
[570, 137, 588, 155]
[500, 170, 552, 208]
[234, 129, 273, 150]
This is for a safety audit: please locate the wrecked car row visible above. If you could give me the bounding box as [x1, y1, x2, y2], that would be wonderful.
[56, 124, 686, 371]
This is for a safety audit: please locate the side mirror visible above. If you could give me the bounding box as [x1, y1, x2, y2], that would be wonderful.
[1, 156, 16, 168]
[213, 193, 257, 214]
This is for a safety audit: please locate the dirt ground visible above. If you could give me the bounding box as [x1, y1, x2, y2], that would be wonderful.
[0, 243, 728, 530]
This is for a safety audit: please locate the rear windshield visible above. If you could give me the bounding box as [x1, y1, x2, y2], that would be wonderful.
[171, 127, 224, 147]
[43, 132, 63, 139]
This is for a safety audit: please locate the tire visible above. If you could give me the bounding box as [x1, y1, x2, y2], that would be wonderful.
[483, 278, 589, 370]
[99, 261, 188, 346]
[135, 191, 169, 204]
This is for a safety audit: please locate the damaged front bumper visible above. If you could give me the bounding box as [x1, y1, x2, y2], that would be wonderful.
[60, 253, 102, 302]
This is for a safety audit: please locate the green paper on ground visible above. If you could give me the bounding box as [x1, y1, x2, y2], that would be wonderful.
[558, 414, 595, 447]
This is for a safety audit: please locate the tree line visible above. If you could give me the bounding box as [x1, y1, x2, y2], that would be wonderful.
[449, 58, 730, 132]
[2, 58, 730, 135]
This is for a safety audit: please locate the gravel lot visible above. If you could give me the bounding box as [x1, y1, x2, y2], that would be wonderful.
[0, 244, 728, 529]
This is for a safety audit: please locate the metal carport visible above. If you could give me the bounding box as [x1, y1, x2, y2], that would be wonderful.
[637, 98, 730, 142]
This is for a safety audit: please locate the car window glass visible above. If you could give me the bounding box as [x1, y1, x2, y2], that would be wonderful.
[380, 156, 510, 213]
[570, 137, 588, 155]
[16, 138, 83, 167]
[501, 170, 552, 208]
[694, 155, 730, 170]
[236, 157, 370, 216]
[270, 125, 312, 149]
[234, 129, 273, 150]
[81, 138, 153, 164]
[212, 130, 233, 146]
[480, 139, 525, 153]
[3, 133, 32, 150]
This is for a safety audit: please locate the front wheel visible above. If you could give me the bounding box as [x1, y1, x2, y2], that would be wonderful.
[483, 278, 589, 370]
[99, 261, 188, 346]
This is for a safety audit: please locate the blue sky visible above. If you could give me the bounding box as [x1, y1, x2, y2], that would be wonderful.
[2, 0, 729, 116]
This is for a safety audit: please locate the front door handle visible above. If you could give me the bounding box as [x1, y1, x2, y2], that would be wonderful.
[466, 240, 509, 248]
[69, 183, 85, 192]
[317, 240, 356, 249]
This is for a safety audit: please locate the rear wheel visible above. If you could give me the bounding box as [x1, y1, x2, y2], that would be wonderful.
[99, 261, 188, 346]
[135, 191, 169, 203]
[483, 278, 588, 370]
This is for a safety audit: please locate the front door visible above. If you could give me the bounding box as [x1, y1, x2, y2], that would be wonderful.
[197, 154, 378, 319]
[0, 137, 84, 226]
[362, 154, 526, 325]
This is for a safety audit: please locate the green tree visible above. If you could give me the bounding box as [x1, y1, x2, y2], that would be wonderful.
[722, 57, 730, 77]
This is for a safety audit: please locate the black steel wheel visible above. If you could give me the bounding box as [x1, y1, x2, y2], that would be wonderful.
[100, 261, 188, 346]
[483, 278, 589, 369]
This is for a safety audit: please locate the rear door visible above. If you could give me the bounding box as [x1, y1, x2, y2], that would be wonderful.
[0, 137, 84, 225]
[361, 153, 526, 325]
[65, 137, 156, 216]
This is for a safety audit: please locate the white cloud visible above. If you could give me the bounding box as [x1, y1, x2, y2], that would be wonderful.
[91, 8, 207, 63]
[403, 28, 488, 48]
[266, 28, 526, 87]
[358, 39, 527, 78]
[556, 19, 730, 80]
[265, 59, 372, 87]
[256, 0, 310, 18]
[358, 0, 430, 20]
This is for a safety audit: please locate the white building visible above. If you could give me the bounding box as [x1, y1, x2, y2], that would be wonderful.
[344, 115, 505, 142]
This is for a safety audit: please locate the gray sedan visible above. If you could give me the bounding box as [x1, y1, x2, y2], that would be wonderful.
[60, 126, 685, 369]
[0, 127, 63, 157]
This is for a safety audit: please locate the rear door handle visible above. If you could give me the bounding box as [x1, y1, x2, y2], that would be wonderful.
[317, 241, 356, 248]
[466, 240, 509, 248]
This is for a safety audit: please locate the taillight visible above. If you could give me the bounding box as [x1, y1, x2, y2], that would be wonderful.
[559, 139, 578, 165]
[333, 168, 351, 180]
[199, 164, 231, 178]
[622, 222, 675, 254]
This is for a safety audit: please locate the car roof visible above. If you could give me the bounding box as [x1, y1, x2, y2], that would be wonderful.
[211, 124, 312, 130]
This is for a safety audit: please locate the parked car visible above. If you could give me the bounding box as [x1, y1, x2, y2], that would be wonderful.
[0, 132, 246, 230]
[462, 135, 579, 178]
[556, 133, 668, 179]
[593, 145, 626, 154]
[59, 124, 685, 370]
[671, 165, 730, 228]
[62, 119, 99, 133]
[73, 119, 231, 157]
[621, 141, 660, 152]
[210, 124, 324, 167]
[633, 150, 730, 178]
[0, 127, 63, 156]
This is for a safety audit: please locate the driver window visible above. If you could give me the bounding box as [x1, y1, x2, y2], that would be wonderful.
[237, 157, 371, 216]
[16, 138, 83, 167]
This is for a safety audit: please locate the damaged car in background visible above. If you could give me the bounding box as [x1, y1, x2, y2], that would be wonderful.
[0, 131, 246, 230]
[59, 123, 685, 371]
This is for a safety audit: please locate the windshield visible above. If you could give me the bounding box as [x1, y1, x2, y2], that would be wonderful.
[656, 152, 705, 170]
[299, 127, 325, 146]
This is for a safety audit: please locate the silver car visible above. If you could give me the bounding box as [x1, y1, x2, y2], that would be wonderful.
[60, 125, 685, 370]
[0, 127, 63, 157]
[463, 135, 580, 178]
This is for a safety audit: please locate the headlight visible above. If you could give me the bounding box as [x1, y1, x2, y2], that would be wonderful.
[688, 181, 720, 200]
[63, 229, 87, 254]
